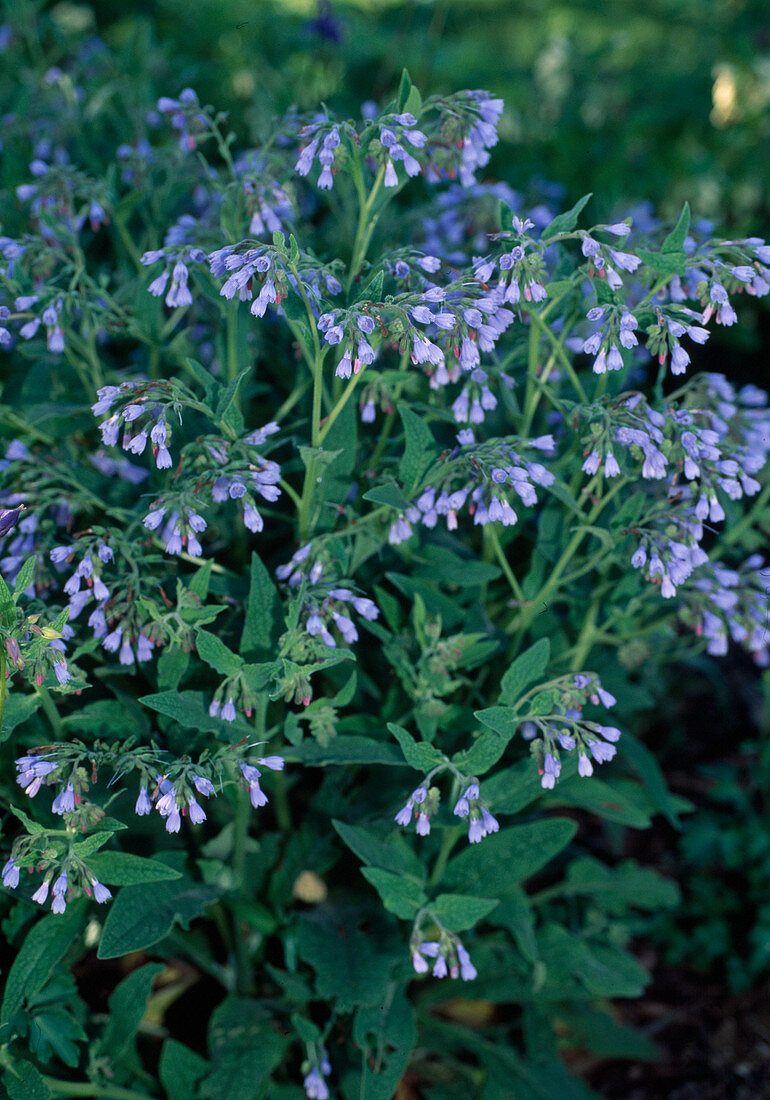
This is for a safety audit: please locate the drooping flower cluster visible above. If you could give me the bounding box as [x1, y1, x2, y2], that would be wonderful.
[14, 741, 285, 850]
[679, 555, 770, 666]
[386, 434, 556, 544]
[93, 381, 186, 471]
[410, 926, 477, 981]
[141, 245, 207, 310]
[514, 673, 621, 788]
[302, 1055, 332, 1100]
[395, 769, 499, 843]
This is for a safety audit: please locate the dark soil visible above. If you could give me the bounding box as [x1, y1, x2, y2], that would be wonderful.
[581, 952, 770, 1099]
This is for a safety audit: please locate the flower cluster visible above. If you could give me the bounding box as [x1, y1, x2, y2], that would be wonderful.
[679, 556, 770, 666]
[395, 773, 499, 843]
[93, 382, 182, 470]
[386, 435, 555, 544]
[411, 928, 477, 981]
[514, 673, 620, 788]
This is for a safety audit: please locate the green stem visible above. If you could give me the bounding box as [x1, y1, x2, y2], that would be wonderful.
[0, 654, 6, 735]
[112, 214, 143, 271]
[486, 526, 524, 602]
[526, 308, 587, 403]
[569, 596, 601, 670]
[232, 785, 254, 996]
[346, 165, 386, 297]
[36, 685, 63, 738]
[318, 365, 367, 444]
[509, 476, 627, 645]
[226, 301, 239, 384]
[297, 347, 329, 540]
[43, 1080, 154, 1100]
[429, 825, 462, 889]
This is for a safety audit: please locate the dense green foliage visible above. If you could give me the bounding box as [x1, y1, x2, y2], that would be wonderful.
[0, 3, 769, 1099]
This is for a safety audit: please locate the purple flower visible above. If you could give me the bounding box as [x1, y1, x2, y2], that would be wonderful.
[32, 879, 50, 904]
[51, 783, 75, 815]
[53, 660, 72, 685]
[2, 859, 20, 889]
[188, 796, 206, 824]
[91, 878, 112, 903]
[135, 785, 152, 815]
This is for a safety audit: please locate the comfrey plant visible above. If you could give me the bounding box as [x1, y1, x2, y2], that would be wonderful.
[0, 51, 769, 1097]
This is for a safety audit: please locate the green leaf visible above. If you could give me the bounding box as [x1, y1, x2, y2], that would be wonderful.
[621, 730, 681, 827]
[188, 560, 213, 600]
[397, 68, 412, 111]
[1, 692, 41, 741]
[12, 555, 36, 599]
[201, 997, 287, 1100]
[240, 551, 283, 657]
[444, 819, 577, 893]
[527, 688, 559, 716]
[387, 723, 445, 771]
[494, 886, 538, 962]
[87, 851, 182, 886]
[662, 201, 690, 253]
[397, 404, 436, 492]
[499, 638, 550, 706]
[636, 247, 687, 280]
[139, 690, 254, 738]
[362, 482, 411, 511]
[333, 820, 424, 879]
[451, 728, 515, 777]
[98, 878, 220, 959]
[297, 912, 402, 1012]
[474, 706, 520, 739]
[352, 989, 417, 1100]
[541, 194, 592, 240]
[0, 572, 14, 627]
[3, 1061, 52, 1100]
[214, 366, 250, 436]
[61, 697, 148, 739]
[196, 629, 243, 677]
[9, 804, 46, 834]
[403, 85, 423, 119]
[157, 645, 189, 692]
[360, 867, 427, 919]
[430, 893, 499, 933]
[98, 963, 164, 1071]
[184, 357, 221, 404]
[71, 833, 111, 858]
[537, 927, 650, 999]
[352, 269, 384, 305]
[1, 901, 87, 1024]
[241, 661, 281, 693]
[551, 777, 652, 828]
[563, 856, 680, 912]
[160, 1039, 210, 1100]
[413, 545, 501, 588]
[286, 737, 406, 766]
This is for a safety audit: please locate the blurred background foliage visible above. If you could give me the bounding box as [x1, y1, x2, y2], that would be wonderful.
[67, 0, 770, 232]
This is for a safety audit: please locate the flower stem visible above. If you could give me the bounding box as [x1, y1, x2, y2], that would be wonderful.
[43, 1080, 154, 1100]
[0, 655, 6, 735]
[36, 684, 63, 738]
[429, 825, 462, 889]
[232, 784, 254, 996]
[346, 165, 386, 297]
